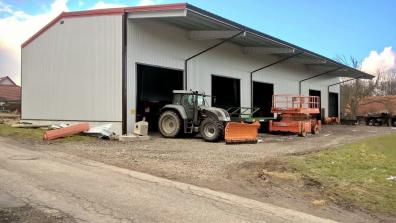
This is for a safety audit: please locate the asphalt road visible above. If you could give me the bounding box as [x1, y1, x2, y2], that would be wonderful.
[0, 138, 337, 223]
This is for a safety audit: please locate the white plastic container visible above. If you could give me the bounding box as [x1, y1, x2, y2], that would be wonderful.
[133, 121, 149, 136]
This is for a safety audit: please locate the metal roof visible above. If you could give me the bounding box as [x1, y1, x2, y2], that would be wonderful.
[22, 3, 373, 80]
[147, 3, 373, 79]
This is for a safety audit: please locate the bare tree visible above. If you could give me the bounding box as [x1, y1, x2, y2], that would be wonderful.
[335, 55, 360, 69]
[377, 70, 396, 95]
[335, 55, 381, 118]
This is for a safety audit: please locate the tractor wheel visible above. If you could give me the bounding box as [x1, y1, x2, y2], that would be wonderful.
[311, 125, 320, 135]
[158, 110, 181, 138]
[200, 118, 223, 142]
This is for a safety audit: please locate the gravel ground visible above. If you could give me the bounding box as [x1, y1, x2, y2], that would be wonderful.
[45, 125, 394, 183]
[24, 125, 396, 222]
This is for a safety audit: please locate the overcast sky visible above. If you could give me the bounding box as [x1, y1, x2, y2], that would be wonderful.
[1, 0, 395, 84]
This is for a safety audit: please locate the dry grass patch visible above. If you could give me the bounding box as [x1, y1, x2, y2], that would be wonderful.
[286, 133, 396, 214]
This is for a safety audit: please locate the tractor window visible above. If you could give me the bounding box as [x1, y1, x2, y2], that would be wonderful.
[181, 95, 194, 108]
[197, 96, 205, 106]
[173, 94, 182, 105]
[180, 94, 206, 107]
[188, 96, 194, 105]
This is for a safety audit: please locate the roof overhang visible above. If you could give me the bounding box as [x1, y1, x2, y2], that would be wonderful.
[22, 3, 373, 80]
[127, 4, 373, 80]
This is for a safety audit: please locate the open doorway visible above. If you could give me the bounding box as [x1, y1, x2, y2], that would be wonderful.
[211, 75, 240, 109]
[328, 92, 339, 117]
[136, 64, 183, 131]
[253, 82, 274, 117]
[309, 89, 322, 120]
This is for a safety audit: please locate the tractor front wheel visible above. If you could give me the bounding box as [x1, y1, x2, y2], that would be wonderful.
[158, 110, 181, 138]
[200, 118, 223, 142]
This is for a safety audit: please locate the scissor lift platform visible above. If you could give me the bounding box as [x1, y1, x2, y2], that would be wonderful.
[269, 95, 321, 136]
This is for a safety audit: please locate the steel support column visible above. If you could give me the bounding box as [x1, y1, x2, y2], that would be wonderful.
[298, 67, 342, 95]
[249, 52, 303, 107]
[121, 13, 127, 135]
[184, 30, 245, 90]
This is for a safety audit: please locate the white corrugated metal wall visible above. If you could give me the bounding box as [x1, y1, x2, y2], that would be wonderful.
[21, 14, 341, 135]
[22, 15, 123, 133]
[126, 19, 340, 133]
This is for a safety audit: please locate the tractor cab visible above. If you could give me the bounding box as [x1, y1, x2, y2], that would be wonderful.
[171, 90, 210, 121]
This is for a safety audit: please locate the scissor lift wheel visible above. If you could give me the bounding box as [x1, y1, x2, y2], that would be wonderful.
[299, 127, 307, 137]
[312, 124, 320, 134]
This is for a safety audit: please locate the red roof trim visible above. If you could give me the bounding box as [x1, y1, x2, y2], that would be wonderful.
[124, 3, 187, 13]
[22, 12, 65, 48]
[21, 3, 187, 48]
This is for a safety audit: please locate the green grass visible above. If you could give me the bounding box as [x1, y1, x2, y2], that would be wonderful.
[0, 124, 95, 142]
[287, 133, 396, 214]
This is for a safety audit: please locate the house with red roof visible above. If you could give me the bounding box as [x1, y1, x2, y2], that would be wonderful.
[0, 76, 21, 112]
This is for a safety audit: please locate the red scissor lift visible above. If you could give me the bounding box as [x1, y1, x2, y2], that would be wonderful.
[269, 95, 321, 137]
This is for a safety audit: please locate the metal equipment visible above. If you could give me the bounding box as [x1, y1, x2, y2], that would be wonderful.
[359, 112, 396, 127]
[158, 90, 260, 143]
[224, 121, 260, 144]
[227, 107, 259, 121]
[323, 117, 340, 125]
[269, 95, 321, 137]
[226, 107, 276, 124]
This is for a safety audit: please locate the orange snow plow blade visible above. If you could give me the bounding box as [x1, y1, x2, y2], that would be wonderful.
[224, 121, 260, 144]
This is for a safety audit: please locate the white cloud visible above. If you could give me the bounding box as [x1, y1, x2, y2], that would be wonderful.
[0, 0, 68, 84]
[137, 0, 156, 6]
[90, 1, 126, 9]
[361, 47, 396, 75]
[0, 1, 12, 13]
[138, 0, 164, 6]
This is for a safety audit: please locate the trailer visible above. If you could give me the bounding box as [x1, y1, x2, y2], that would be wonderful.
[356, 96, 396, 127]
[358, 112, 396, 127]
[269, 95, 321, 136]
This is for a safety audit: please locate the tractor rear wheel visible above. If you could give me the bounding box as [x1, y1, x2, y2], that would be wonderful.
[158, 110, 181, 138]
[200, 118, 223, 142]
